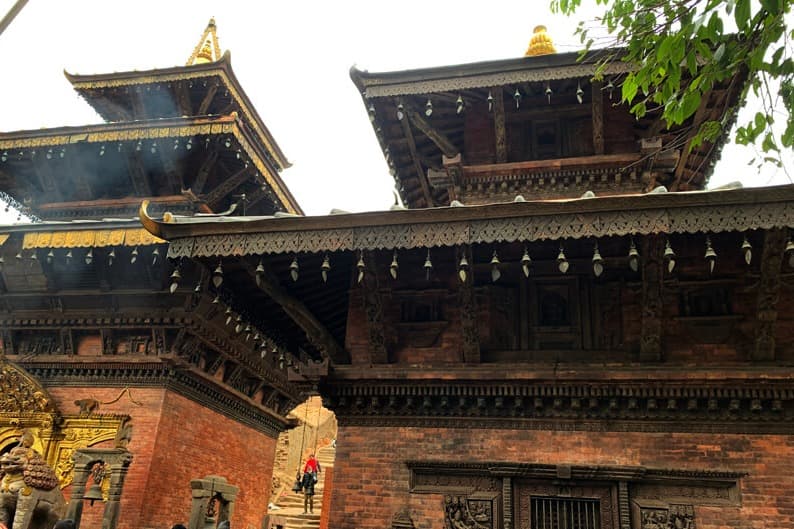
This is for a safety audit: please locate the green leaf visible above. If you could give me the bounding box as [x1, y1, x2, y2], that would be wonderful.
[735, 0, 751, 30]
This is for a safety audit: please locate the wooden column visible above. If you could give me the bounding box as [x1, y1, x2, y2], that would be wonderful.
[640, 236, 663, 361]
[493, 88, 507, 163]
[457, 246, 480, 362]
[360, 252, 389, 363]
[591, 81, 605, 154]
[754, 228, 786, 360]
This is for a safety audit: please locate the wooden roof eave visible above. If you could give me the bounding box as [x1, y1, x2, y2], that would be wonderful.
[350, 48, 632, 99]
[65, 51, 292, 171]
[140, 185, 794, 257]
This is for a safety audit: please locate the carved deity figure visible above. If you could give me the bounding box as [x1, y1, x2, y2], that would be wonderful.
[0, 431, 66, 529]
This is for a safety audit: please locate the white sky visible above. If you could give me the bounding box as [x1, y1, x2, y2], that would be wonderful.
[0, 0, 790, 221]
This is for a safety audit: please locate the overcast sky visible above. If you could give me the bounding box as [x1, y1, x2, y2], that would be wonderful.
[0, 0, 790, 222]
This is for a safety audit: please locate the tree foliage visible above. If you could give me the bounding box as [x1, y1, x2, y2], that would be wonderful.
[552, 0, 793, 164]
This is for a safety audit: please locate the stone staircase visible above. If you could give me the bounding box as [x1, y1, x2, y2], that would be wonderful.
[271, 445, 335, 529]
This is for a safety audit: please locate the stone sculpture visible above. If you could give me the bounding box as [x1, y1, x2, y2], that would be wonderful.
[0, 431, 66, 529]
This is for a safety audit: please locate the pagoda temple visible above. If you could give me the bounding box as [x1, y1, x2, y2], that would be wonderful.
[140, 25, 794, 529]
[0, 20, 303, 529]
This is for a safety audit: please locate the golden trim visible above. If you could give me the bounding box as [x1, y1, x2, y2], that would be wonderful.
[19, 228, 164, 249]
[0, 234, 9, 246]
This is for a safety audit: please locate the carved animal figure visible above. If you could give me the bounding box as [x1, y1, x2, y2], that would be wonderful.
[0, 433, 66, 529]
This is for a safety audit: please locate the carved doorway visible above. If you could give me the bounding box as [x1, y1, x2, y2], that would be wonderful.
[515, 480, 618, 529]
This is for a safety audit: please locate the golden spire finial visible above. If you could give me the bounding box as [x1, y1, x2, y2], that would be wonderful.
[187, 18, 222, 65]
[525, 25, 556, 57]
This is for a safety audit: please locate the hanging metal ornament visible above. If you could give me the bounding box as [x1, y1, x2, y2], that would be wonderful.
[396, 103, 405, 121]
[786, 239, 794, 268]
[65, 250, 73, 266]
[424, 249, 433, 281]
[169, 268, 181, 294]
[605, 79, 615, 100]
[557, 245, 569, 274]
[513, 88, 522, 109]
[490, 250, 501, 282]
[425, 99, 433, 117]
[29, 251, 37, 263]
[225, 307, 234, 326]
[46, 249, 55, 264]
[260, 344, 268, 359]
[212, 260, 223, 288]
[368, 103, 376, 122]
[194, 281, 202, 294]
[704, 237, 717, 274]
[357, 251, 366, 284]
[521, 246, 532, 278]
[576, 81, 584, 104]
[278, 351, 286, 370]
[664, 240, 676, 273]
[627, 238, 640, 272]
[151, 248, 160, 266]
[741, 236, 752, 266]
[212, 295, 220, 304]
[592, 242, 604, 277]
[389, 251, 399, 280]
[85, 248, 93, 265]
[15, 251, 22, 260]
[244, 323, 252, 339]
[130, 247, 139, 264]
[255, 259, 265, 287]
[107, 249, 116, 267]
[545, 83, 553, 104]
[458, 254, 469, 283]
[289, 256, 300, 282]
[456, 95, 464, 114]
[487, 91, 494, 112]
[235, 314, 244, 334]
[321, 254, 331, 283]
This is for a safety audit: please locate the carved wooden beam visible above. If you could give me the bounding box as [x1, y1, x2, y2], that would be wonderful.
[241, 260, 347, 363]
[31, 152, 62, 204]
[754, 228, 786, 361]
[591, 81, 605, 155]
[400, 113, 435, 207]
[640, 235, 663, 361]
[175, 81, 193, 116]
[493, 89, 507, 163]
[405, 107, 459, 159]
[192, 149, 219, 194]
[360, 252, 388, 363]
[198, 83, 219, 115]
[125, 150, 152, 196]
[670, 88, 725, 190]
[457, 246, 480, 362]
[202, 165, 253, 208]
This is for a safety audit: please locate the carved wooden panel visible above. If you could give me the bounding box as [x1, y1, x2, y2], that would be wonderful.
[631, 503, 696, 529]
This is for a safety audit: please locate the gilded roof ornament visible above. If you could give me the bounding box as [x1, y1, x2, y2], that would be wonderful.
[187, 18, 222, 65]
[525, 25, 556, 57]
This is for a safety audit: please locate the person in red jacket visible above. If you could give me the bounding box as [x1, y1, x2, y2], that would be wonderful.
[300, 454, 321, 514]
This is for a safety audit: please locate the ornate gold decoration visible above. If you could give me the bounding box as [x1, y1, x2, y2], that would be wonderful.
[0, 234, 9, 247]
[525, 25, 556, 57]
[20, 228, 164, 250]
[187, 18, 222, 65]
[0, 362, 55, 414]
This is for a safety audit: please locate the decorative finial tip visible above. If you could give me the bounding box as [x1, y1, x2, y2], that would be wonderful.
[525, 24, 556, 57]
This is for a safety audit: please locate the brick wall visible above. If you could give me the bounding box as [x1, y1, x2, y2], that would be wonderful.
[328, 424, 794, 529]
[46, 387, 277, 529]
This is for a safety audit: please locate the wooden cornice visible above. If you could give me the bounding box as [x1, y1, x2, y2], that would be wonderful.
[461, 153, 642, 180]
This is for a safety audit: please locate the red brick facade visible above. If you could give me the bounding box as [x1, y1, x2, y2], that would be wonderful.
[47, 387, 276, 529]
[328, 425, 794, 529]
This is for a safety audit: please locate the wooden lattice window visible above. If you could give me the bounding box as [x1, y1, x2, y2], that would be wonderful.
[531, 497, 601, 529]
